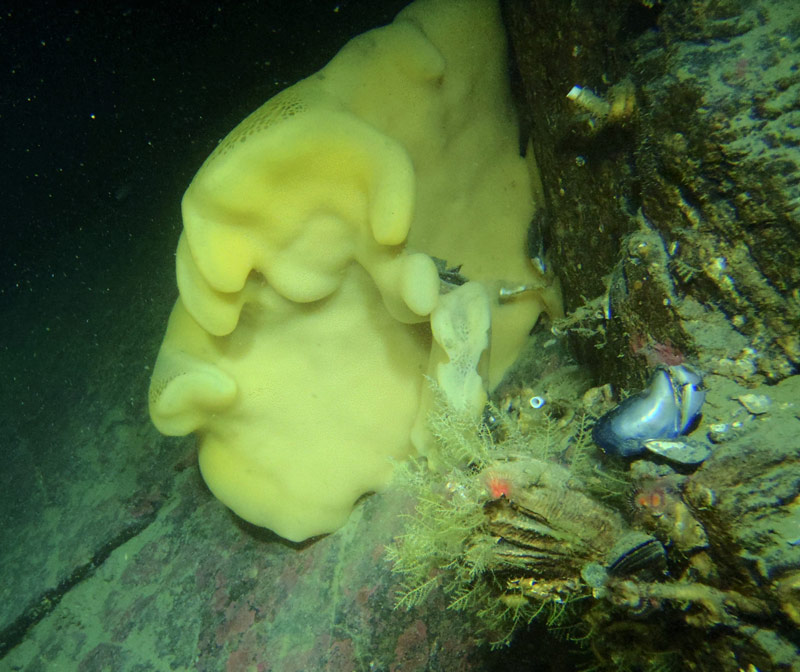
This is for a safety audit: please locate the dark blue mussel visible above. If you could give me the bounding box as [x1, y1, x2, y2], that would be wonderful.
[592, 364, 710, 465]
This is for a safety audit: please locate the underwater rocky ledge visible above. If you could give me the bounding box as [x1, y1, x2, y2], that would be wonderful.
[1, 0, 798, 670]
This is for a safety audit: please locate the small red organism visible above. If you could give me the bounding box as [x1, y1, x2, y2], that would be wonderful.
[629, 331, 647, 356]
[635, 488, 665, 511]
[630, 333, 685, 367]
[631, 480, 671, 518]
[648, 340, 685, 366]
[485, 472, 513, 500]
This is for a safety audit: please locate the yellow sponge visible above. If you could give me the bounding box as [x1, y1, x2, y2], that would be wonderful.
[149, 0, 562, 541]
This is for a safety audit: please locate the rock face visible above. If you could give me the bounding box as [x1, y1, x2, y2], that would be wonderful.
[500, 0, 800, 670]
[503, 0, 800, 389]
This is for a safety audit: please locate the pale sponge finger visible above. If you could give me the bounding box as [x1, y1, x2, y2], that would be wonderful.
[148, 299, 237, 436]
[175, 232, 245, 337]
[400, 252, 440, 317]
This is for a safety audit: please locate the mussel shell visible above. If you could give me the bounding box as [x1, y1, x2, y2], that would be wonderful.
[643, 438, 711, 465]
[605, 532, 666, 579]
[670, 364, 705, 431]
[592, 365, 705, 458]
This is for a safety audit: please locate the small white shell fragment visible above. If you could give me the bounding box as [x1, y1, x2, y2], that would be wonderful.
[529, 396, 546, 409]
[643, 438, 711, 465]
[566, 84, 611, 117]
[707, 423, 730, 444]
[737, 393, 772, 415]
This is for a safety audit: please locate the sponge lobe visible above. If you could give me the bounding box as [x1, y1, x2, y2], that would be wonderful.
[149, 299, 238, 436]
[179, 109, 418, 335]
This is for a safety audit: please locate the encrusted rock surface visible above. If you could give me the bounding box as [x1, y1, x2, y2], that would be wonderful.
[504, 0, 800, 388]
